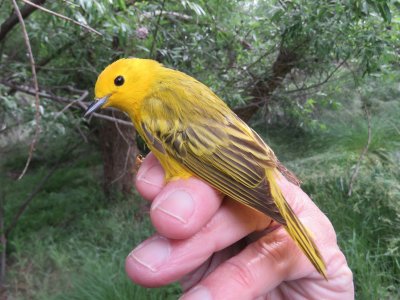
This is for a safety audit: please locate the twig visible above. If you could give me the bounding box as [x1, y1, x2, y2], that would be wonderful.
[21, 0, 102, 36]
[112, 110, 130, 144]
[75, 123, 88, 143]
[61, 0, 79, 8]
[0, 120, 30, 135]
[245, 46, 278, 71]
[0, 190, 6, 289]
[111, 145, 132, 184]
[1, 80, 71, 103]
[392, 122, 400, 135]
[77, 101, 133, 127]
[54, 90, 88, 119]
[284, 58, 348, 94]
[348, 108, 372, 196]
[0, 81, 134, 127]
[149, 0, 166, 58]
[6, 164, 59, 237]
[110, 111, 132, 184]
[36, 40, 76, 73]
[89, 112, 133, 126]
[283, 73, 351, 96]
[12, 0, 41, 180]
[0, 0, 46, 43]
[141, 10, 191, 22]
[4, 140, 82, 237]
[235, 58, 349, 112]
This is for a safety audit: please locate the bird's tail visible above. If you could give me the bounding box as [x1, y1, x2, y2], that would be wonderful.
[266, 169, 327, 279]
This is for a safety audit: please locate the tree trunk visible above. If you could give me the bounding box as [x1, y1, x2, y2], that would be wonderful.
[99, 111, 138, 198]
[234, 47, 299, 122]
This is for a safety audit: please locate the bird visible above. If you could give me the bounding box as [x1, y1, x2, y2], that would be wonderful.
[84, 58, 327, 278]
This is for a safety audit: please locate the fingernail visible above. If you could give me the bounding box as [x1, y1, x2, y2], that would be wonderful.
[137, 164, 165, 188]
[153, 190, 195, 224]
[180, 286, 212, 300]
[128, 236, 170, 272]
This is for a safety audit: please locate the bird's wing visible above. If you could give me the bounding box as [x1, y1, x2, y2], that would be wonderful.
[139, 96, 286, 224]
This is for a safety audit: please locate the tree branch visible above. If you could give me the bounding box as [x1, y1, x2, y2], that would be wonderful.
[53, 90, 88, 119]
[0, 81, 134, 127]
[284, 58, 348, 94]
[4, 140, 82, 237]
[21, 0, 102, 36]
[110, 110, 133, 184]
[12, 0, 41, 180]
[77, 101, 134, 127]
[0, 190, 6, 289]
[0, 0, 45, 43]
[149, 0, 166, 58]
[36, 40, 76, 72]
[5, 166, 57, 238]
[348, 108, 372, 196]
[141, 10, 192, 22]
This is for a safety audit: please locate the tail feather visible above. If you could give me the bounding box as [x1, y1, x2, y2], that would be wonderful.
[266, 169, 327, 279]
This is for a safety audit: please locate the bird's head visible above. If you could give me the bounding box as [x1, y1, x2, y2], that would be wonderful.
[84, 58, 161, 117]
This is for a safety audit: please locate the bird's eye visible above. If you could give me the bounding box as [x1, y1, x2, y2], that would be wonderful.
[114, 75, 125, 86]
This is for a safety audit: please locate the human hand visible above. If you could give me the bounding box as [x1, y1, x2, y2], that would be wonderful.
[126, 153, 354, 300]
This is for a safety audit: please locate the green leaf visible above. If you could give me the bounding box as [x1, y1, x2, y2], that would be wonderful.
[373, 1, 392, 23]
[117, 0, 127, 11]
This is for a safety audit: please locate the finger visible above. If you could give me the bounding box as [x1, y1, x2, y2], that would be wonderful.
[180, 242, 244, 292]
[125, 200, 270, 287]
[180, 227, 296, 300]
[181, 230, 354, 300]
[179, 177, 338, 300]
[275, 176, 342, 283]
[276, 175, 330, 227]
[150, 177, 223, 239]
[135, 152, 165, 201]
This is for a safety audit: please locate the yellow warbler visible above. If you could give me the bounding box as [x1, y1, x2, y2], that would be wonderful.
[85, 58, 327, 278]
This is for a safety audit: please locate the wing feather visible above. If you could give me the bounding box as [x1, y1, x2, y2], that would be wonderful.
[135, 76, 324, 278]
[139, 95, 286, 223]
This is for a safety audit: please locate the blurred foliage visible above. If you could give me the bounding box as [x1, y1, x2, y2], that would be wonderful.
[264, 71, 400, 299]
[1, 0, 399, 128]
[1, 0, 400, 299]
[1, 139, 179, 299]
[2, 71, 399, 299]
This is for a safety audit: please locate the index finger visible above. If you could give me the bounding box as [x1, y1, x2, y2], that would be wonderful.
[135, 153, 166, 201]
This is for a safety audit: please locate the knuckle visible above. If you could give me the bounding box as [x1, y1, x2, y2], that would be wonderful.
[224, 259, 255, 290]
[254, 231, 289, 272]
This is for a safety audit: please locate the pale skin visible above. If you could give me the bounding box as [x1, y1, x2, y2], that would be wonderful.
[125, 153, 354, 300]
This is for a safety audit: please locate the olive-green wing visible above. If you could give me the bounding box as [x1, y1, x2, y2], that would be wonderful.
[140, 97, 286, 224]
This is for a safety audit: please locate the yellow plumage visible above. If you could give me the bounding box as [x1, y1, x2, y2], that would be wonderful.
[88, 58, 327, 278]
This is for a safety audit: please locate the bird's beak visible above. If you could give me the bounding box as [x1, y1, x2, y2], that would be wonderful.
[84, 94, 110, 117]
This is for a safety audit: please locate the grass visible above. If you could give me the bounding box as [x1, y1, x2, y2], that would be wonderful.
[300, 163, 400, 299]
[259, 82, 400, 299]
[1, 75, 400, 299]
[0, 143, 181, 300]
